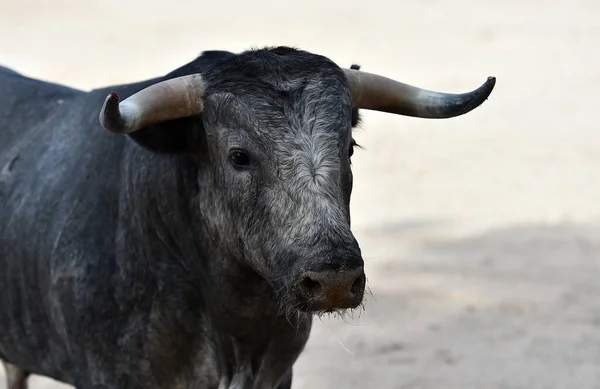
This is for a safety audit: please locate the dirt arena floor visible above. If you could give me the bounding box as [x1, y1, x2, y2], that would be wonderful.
[1, 0, 599, 388]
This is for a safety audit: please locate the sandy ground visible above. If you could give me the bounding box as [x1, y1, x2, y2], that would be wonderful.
[1, 0, 599, 388]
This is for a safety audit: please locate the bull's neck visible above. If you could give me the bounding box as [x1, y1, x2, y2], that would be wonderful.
[140, 214, 312, 386]
[117, 147, 313, 388]
[194, 232, 309, 340]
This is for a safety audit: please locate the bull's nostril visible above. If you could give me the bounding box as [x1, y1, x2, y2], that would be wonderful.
[350, 274, 365, 296]
[300, 276, 322, 294]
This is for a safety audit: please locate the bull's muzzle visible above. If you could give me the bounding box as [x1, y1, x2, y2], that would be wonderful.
[297, 265, 366, 311]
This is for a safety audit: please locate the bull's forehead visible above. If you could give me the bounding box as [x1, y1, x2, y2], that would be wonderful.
[206, 71, 353, 201]
[207, 69, 353, 145]
[204, 48, 355, 196]
[204, 47, 354, 140]
[255, 78, 353, 205]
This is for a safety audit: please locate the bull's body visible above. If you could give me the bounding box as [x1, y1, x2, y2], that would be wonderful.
[0, 45, 494, 389]
[0, 51, 307, 389]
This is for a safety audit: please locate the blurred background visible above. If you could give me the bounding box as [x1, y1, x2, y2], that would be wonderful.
[1, 0, 599, 388]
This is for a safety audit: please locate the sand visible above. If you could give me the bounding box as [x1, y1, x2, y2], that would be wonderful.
[1, 0, 599, 387]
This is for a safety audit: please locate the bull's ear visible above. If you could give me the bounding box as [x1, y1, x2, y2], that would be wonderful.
[127, 116, 205, 154]
[349, 64, 361, 128]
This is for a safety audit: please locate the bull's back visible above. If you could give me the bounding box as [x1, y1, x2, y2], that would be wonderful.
[0, 52, 233, 384]
[0, 69, 122, 382]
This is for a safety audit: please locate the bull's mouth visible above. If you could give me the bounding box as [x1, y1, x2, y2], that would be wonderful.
[295, 292, 364, 314]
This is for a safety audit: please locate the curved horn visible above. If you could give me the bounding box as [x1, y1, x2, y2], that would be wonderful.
[99, 74, 205, 134]
[343, 69, 495, 119]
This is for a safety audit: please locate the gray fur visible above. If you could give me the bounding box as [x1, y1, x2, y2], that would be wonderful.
[0, 47, 364, 389]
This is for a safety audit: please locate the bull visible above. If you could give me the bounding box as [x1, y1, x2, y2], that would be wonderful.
[0, 46, 495, 389]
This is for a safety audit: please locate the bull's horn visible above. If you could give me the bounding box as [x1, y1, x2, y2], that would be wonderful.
[342, 69, 495, 119]
[99, 74, 205, 134]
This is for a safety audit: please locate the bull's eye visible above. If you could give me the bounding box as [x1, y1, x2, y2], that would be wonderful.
[229, 149, 250, 167]
[348, 139, 357, 158]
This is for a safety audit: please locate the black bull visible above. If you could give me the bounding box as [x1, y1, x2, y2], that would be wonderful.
[0, 47, 495, 389]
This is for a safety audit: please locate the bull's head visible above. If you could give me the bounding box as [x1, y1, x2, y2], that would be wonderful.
[99, 47, 495, 315]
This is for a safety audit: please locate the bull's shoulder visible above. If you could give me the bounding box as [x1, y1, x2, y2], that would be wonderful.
[0, 68, 83, 130]
[0, 65, 21, 76]
[0, 66, 83, 99]
[163, 50, 236, 78]
[196, 50, 236, 62]
[0, 71, 83, 160]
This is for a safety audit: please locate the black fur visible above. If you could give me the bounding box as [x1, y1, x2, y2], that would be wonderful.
[0, 46, 364, 389]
